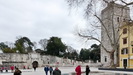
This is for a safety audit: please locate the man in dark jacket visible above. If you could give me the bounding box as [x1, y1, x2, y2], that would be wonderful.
[44, 65, 49, 75]
[85, 65, 90, 75]
[14, 68, 22, 75]
[53, 67, 61, 75]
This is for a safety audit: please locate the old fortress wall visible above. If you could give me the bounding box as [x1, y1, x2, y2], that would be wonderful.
[0, 52, 75, 69]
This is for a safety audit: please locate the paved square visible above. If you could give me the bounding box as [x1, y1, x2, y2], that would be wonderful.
[0, 67, 133, 75]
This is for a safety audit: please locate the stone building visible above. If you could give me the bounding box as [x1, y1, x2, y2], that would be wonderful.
[101, 2, 131, 66]
[0, 52, 76, 69]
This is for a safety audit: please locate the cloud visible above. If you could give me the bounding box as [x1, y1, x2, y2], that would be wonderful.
[0, 0, 96, 50]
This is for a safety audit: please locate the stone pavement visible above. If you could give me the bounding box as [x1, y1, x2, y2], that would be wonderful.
[0, 67, 133, 75]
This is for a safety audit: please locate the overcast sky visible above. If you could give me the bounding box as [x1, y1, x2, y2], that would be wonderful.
[0, 0, 97, 51]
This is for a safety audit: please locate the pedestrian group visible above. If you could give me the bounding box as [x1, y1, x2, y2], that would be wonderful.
[1, 64, 91, 75]
[44, 65, 61, 75]
[75, 65, 90, 75]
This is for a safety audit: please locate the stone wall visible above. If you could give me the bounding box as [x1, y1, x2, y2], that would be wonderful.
[0, 53, 76, 69]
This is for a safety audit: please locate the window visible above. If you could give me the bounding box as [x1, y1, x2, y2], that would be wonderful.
[123, 18, 126, 22]
[105, 56, 107, 62]
[123, 38, 127, 44]
[123, 28, 127, 34]
[117, 17, 119, 22]
[121, 49, 124, 54]
[121, 48, 128, 54]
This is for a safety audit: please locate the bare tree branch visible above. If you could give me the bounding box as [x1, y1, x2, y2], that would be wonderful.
[77, 32, 111, 53]
[94, 15, 113, 45]
[125, 2, 133, 6]
[121, 0, 128, 5]
[111, 8, 117, 47]
[103, 0, 109, 4]
[89, 21, 101, 29]
[121, 1, 133, 7]
[116, 30, 123, 46]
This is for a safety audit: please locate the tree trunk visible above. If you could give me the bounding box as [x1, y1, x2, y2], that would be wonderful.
[110, 51, 115, 67]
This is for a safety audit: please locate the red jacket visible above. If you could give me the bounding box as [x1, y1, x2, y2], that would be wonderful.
[10, 66, 14, 70]
[75, 65, 81, 75]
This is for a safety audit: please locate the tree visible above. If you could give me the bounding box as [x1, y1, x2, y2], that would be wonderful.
[39, 39, 48, 51]
[63, 46, 78, 60]
[0, 42, 15, 53]
[78, 44, 100, 62]
[33, 41, 37, 50]
[90, 44, 100, 62]
[67, 46, 76, 53]
[79, 48, 90, 62]
[14, 37, 34, 53]
[0, 42, 8, 50]
[35, 49, 46, 55]
[66, 0, 133, 67]
[69, 50, 78, 60]
[46, 36, 67, 56]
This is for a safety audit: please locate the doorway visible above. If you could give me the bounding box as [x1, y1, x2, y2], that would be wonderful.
[32, 61, 38, 68]
[123, 59, 127, 68]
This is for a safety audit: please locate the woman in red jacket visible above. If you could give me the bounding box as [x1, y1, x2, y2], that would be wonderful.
[75, 65, 81, 75]
[10, 66, 14, 73]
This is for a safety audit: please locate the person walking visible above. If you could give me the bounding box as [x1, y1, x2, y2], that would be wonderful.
[0, 66, 3, 72]
[10, 65, 15, 73]
[53, 67, 61, 75]
[5, 65, 9, 72]
[49, 66, 53, 75]
[14, 68, 22, 75]
[75, 65, 81, 75]
[85, 65, 90, 75]
[44, 65, 49, 75]
[23, 65, 26, 69]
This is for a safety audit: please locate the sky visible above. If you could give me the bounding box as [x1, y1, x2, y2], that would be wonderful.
[0, 0, 98, 51]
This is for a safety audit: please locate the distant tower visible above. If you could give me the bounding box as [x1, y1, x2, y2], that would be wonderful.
[101, 2, 130, 66]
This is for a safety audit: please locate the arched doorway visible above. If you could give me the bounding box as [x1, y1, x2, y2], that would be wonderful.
[32, 61, 38, 68]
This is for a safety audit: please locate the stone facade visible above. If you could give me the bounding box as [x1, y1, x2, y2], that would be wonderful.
[101, 2, 130, 66]
[0, 52, 77, 69]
